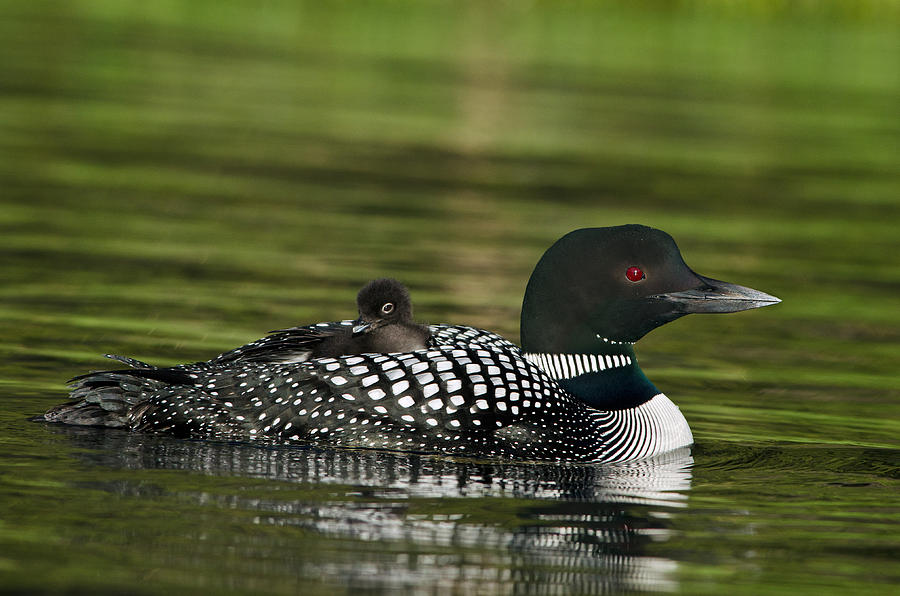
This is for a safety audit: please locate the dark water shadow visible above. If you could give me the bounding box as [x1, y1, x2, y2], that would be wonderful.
[46, 424, 694, 594]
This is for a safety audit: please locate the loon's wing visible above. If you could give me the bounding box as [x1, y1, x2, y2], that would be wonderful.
[209, 320, 354, 365]
[428, 324, 520, 351]
[212, 322, 516, 364]
[104, 354, 157, 369]
[125, 346, 601, 461]
[205, 321, 518, 366]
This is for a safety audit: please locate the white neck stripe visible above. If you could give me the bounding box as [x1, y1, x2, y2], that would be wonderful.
[524, 352, 634, 380]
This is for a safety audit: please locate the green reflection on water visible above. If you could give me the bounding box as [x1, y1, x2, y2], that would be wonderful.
[1, 1, 898, 594]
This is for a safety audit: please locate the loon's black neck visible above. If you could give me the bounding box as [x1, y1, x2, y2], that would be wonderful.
[523, 342, 659, 410]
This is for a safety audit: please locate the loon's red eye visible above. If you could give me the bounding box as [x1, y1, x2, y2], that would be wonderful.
[625, 266, 645, 282]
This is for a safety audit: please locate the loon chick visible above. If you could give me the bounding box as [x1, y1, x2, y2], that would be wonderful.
[212, 277, 432, 364]
[41, 225, 779, 463]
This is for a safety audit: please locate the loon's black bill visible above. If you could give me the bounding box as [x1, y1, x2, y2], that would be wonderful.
[651, 275, 781, 314]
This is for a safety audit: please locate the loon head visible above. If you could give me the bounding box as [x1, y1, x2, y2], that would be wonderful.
[352, 278, 415, 335]
[520, 225, 780, 353]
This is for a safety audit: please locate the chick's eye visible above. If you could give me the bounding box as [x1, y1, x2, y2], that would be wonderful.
[381, 302, 394, 314]
[625, 266, 645, 282]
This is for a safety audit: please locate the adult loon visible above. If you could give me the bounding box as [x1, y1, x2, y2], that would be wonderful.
[41, 225, 779, 463]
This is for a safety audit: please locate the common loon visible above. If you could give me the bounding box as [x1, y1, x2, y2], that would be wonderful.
[41, 225, 779, 463]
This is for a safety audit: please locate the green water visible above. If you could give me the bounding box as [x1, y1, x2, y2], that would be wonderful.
[1, 1, 898, 594]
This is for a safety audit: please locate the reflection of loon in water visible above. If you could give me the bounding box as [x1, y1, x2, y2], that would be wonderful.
[51, 424, 693, 594]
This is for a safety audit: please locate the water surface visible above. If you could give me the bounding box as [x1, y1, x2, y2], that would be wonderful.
[1, 1, 898, 594]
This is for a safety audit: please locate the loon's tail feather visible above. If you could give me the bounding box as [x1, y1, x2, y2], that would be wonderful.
[42, 367, 248, 439]
[41, 368, 192, 428]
